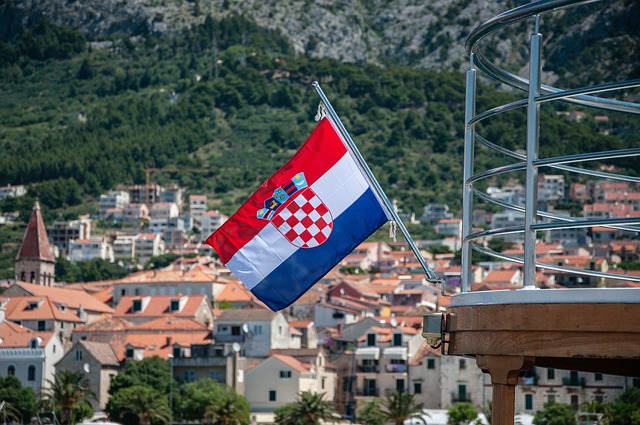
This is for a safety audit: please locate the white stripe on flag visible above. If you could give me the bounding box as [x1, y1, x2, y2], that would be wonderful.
[226, 151, 370, 289]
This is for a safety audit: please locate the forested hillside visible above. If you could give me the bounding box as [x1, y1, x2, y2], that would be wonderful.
[2, 14, 636, 220]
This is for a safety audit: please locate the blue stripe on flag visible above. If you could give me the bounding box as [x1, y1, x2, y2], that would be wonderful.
[251, 188, 387, 311]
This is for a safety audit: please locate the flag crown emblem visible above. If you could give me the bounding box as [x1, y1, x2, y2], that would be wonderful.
[257, 173, 308, 220]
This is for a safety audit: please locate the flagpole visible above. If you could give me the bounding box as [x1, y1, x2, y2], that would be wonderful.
[312, 81, 440, 283]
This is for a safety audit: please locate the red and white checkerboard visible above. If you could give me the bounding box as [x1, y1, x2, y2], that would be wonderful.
[271, 188, 333, 248]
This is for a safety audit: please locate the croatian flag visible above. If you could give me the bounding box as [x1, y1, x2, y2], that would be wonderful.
[206, 116, 390, 311]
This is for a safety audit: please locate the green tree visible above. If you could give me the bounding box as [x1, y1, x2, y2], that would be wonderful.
[0, 375, 37, 424]
[358, 399, 384, 425]
[380, 392, 426, 425]
[274, 391, 338, 425]
[533, 402, 576, 425]
[603, 387, 640, 425]
[203, 386, 251, 425]
[107, 385, 170, 425]
[44, 370, 96, 425]
[108, 356, 170, 395]
[447, 402, 478, 425]
[177, 378, 227, 422]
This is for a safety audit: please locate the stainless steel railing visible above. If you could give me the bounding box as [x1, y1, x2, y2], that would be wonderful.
[460, 0, 640, 291]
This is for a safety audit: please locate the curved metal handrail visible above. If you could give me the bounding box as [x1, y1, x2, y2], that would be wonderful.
[471, 245, 640, 283]
[466, 0, 640, 115]
[460, 0, 640, 292]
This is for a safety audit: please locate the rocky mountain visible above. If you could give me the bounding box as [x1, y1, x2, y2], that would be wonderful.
[3, 0, 638, 82]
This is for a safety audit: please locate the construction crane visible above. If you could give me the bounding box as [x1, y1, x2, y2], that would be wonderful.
[144, 168, 210, 206]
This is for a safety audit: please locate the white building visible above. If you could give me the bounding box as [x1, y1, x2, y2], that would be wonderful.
[538, 174, 565, 201]
[98, 190, 130, 216]
[0, 184, 27, 200]
[189, 195, 207, 218]
[149, 202, 180, 233]
[112, 235, 137, 261]
[0, 321, 64, 396]
[245, 351, 336, 416]
[49, 218, 91, 256]
[491, 211, 526, 241]
[134, 233, 165, 265]
[199, 210, 229, 237]
[68, 237, 114, 263]
[214, 309, 300, 357]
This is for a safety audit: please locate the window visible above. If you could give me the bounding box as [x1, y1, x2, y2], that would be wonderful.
[594, 373, 603, 381]
[134, 288, 140, 296]
[393, 333, 402, 346]
[414, 382, 422, 394]
[28, 365, 36, 381]
[76, 350, 83, 361]
[427, 359, 435, 369]
[571, 395, 579, 410]
[231, 326, 241, 336]
[38, 320, 45, 331]
[7, 366, 15, 376]
[459, 359, 466, 370]
[126, 348, 134, 358]
[132, 299, 142, 312]
[170, 299, 180, 312]
[367, 333, 376, 347]
[396, 379, 405, 393]
[547, 394, 555, 404]
[269, 390, 277, 402]
[595, 394, 604, 403]
[121, 289, 126, 296]
[525, 394, 533, 410]
[30, 339, 39, 349]
[547, 368, 555, 380]
[280, 370, 292, 379]
[321, 377, 326, 390]
[253, 325, 263, 335]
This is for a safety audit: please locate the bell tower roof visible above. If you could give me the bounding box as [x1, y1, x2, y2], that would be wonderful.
[16, 201, 54, 262]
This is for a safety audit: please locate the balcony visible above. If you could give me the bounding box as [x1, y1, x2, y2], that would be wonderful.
[385, 363, 407, 373]
[356, 388, 379, 397]
[563, 377, 586, 387]
[451, 393, 472, 404]
[357, 364, 380, 373]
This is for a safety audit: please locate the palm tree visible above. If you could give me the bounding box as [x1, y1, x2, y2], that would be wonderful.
[108, 385, 170, 425]
[274, 391, 338, 425]
[45, 370, 96, 425]
[380, 392, 426, 425]
[202, 387, 250, 425]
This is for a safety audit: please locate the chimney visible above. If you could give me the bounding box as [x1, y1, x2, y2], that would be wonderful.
[166, 336, 172, 347]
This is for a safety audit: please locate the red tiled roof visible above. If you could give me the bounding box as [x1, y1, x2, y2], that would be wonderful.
[16, 201, 54, 261]
[114, 267, 216, 284]
[114, 295, 208, 318]
[4, 296, 83, 322]
[0, 321, 54, 347]
[9, 282, 113, 313]
[216, 281, 254, 302]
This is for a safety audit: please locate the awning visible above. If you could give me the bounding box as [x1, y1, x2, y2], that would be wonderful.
[355, 347, 380, 360]
[383, 346, 407, 360]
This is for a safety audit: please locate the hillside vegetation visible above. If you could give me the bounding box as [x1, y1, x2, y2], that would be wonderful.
[0, 12, 635, 284]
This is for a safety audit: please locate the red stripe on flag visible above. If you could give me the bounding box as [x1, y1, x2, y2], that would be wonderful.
[207, 118, 347, 263]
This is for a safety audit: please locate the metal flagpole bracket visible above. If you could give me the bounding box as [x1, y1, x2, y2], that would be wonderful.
[312, 81, 440, 283]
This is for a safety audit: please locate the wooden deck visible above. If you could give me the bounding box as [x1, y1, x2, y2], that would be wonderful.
[441, 288, 640, 425]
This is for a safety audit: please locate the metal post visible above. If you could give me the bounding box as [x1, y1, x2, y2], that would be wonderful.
[461, 55, 477, 293]
[524, 20, 542, 288]
[312, 81, 439, 282]
[168, 355, 173, 424]
[349, 342, 356, 424]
